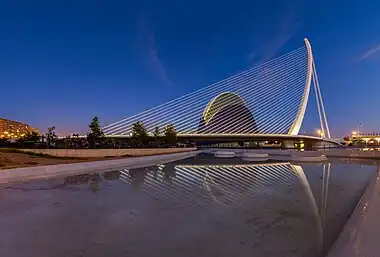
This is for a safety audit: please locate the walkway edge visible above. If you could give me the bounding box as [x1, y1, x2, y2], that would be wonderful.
[327, 165, 380, 257]
[0, 150, 200, 185]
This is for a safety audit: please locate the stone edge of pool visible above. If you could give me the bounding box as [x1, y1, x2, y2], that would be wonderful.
[0, 150, 200, 185]
[2, 148, 378, 185]
[326, 165, 380, 257]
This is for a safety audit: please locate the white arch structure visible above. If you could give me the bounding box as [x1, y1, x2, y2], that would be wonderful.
[103, 38, 331, 139]
[289, 38, 330, 138]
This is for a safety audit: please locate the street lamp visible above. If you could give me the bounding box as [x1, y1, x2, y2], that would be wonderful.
[358, 123, 363, 135]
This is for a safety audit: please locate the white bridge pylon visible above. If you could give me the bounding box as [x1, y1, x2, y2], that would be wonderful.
[103, 38, 330, 139]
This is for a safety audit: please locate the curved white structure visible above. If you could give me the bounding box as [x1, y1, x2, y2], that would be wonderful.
[233, 149, 246, 157]
[102, 38, 331, 140]
[288, 38, 313, 136]
[202, 92, 248, 125]
[241, 157, 269, 162]
[241, 152, 269, 158]
[240, 152, 269, 162]
[214, 151, 235, 158]
[291, 154, 328, 163]
[291, 164, 324, 250]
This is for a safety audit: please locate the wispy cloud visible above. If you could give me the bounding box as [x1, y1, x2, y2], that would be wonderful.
[248, 34, 293, 64]
[137, 15, 172, 85]
[358, 44, 380, 61]
[247, 7, 301, 65]
[147, 31, 172, 85]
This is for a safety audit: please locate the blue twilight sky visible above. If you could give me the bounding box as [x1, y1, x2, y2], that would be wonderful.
[0, 0, 379, 136]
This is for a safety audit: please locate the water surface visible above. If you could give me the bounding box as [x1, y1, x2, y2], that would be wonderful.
[0, 154, 376, 257]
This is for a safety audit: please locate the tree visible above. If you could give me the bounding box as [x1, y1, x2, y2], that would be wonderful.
[103, 137, 117, 148]
[64, 134, 84, 149]
[153, 126, 161, 147]
[162, 164, 176, 185]
[129, 168, 147, 191]
[46, 126, 57, 148]
[90, 174, 101, 193]
[16, 131, 40, 148]
[131, 121, 148, 147]
[153, 126, 160, 138]
[24, 131, 40, 143]
[0, 138, 9, 147]
[163, 124, 177, 147]
[87, 116, 105, 148]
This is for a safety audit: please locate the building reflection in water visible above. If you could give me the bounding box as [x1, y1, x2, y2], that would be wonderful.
[118, 161, 332, 254]
[63, 173, 103, 193]
[103, 170, 121, 180]
[61, 160, 334, 255]
[57, 157, 375, 257]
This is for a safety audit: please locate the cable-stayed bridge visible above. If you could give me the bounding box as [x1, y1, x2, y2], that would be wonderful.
[103, 38, 337, 148]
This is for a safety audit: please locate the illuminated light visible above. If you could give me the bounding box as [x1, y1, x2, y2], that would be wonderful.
[352, 131, 357, 135]
[316, 129, 324, 137]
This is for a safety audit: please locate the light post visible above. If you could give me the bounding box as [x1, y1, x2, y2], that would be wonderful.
[358, 123, 363, 135]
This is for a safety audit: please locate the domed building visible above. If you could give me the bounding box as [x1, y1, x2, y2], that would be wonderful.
[198, 92, 258, 134]
[0, 118, 39, 139]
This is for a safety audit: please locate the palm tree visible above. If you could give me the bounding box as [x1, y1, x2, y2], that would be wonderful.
[46, 126, 57, 148]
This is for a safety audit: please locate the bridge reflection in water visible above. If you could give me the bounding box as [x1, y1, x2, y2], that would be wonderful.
[118, 160, 337, 256]
[5, 158, 372, 257]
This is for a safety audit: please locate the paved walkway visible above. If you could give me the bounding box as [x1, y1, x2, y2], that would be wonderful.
[0, 151, 199, 185]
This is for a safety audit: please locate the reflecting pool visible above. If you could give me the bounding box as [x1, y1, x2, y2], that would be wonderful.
[0, 154, 376, 257]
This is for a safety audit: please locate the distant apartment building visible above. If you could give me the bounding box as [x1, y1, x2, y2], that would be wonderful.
[0, 118, 39, 139]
